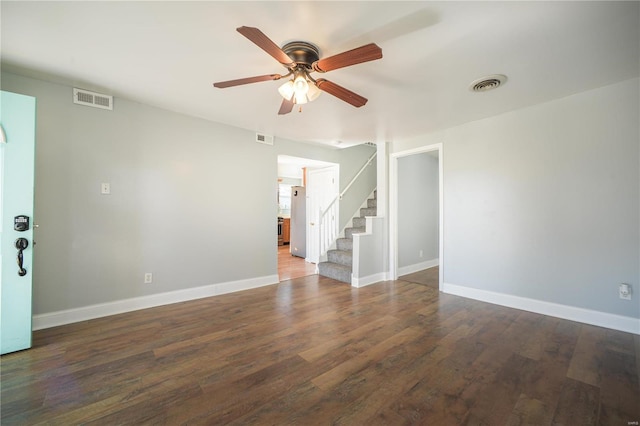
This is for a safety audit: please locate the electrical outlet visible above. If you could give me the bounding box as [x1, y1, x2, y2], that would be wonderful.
[101, 183, 110, 194]
[619, 283, 631, 300]
[419, 250, 423, 258]
[144, 273, 153, 284]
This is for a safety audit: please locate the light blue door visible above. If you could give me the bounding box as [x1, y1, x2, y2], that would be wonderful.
[0, 91, 36, 355]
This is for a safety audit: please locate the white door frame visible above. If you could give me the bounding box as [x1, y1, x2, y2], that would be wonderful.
[389, 143, 443, 289]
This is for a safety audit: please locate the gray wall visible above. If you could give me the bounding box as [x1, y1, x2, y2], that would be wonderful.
[393, 78, 639, 319]
[1, 71, 375, 315]
[397, 153, 439, 268]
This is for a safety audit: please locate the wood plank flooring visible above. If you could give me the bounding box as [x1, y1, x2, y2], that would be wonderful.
[278, 244, 316, 281]
[399, 267, 439, 290]
[2, 273, 639, 425]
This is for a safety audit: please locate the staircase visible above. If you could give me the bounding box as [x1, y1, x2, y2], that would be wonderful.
[318, 191, 376, 284]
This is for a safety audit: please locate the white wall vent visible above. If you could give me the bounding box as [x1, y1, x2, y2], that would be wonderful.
[255, 133, 274, 145]
[73, 88, 113, 110]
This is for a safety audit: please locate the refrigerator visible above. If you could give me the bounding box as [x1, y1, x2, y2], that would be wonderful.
[290, 186, 306, 258]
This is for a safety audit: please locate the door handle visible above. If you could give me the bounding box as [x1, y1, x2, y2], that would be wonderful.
[15, 238, 28, 276]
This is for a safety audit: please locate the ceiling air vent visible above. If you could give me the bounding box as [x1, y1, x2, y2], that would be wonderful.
[73, 88, 113, 110]
[469, 74, 507, 92]
[255, 133, 274, 146]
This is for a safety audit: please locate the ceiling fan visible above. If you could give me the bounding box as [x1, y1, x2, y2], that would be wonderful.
[213, 26, 383, 115]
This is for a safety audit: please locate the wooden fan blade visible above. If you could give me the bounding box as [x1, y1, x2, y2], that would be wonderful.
[237, 26, 295, 67]
[278, 98, 295, 115]
[312, 43, 382, 73]
[213, 74, 282, 88]
[315, 79, 368, 108]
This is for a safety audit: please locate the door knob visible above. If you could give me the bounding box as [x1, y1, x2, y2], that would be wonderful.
[15, 238, 28, 277]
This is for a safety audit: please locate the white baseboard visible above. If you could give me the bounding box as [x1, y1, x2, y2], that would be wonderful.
[442, 282, 640, 335]
[351, 272, 387, 288]
[32, 275, 279, 330]
[397, 259, 439, 277]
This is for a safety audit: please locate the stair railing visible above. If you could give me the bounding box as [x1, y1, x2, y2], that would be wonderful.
[318, 197, 339, 258]
[318, 151, 377, 258]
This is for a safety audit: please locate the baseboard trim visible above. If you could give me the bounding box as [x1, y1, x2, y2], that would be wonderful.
[352, 272, 387, 288]
[32, 275, 280, 330]
[442, 282, 640, 335]
[397, 259, 439, 277]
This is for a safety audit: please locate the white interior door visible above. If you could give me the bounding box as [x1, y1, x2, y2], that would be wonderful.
[306, 165, 339, 263]
[1, 91, 37, 355]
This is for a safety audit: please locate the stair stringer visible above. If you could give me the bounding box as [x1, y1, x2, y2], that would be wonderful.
[351, 215, 387, 288]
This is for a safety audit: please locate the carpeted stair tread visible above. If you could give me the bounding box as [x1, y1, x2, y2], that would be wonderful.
[360, 207, 377, 217]
[318, 262, 351, 284]
[352, 217, 366, 228]
[336, 238, 353, 251]
[327, 249, 352, 267]
[345, 227, 366, 239]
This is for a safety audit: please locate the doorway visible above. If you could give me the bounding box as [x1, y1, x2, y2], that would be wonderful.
[276, 155, 338, 281]
[390, 143, 443, 290]
[277, 244, 316, 281]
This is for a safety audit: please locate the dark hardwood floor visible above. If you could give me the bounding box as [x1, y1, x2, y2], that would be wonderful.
[399, 266, 439, 290]
[2, 272, 639, 425]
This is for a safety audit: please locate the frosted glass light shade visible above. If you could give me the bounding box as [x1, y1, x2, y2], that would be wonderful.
[306, 83, 321, 101]
[294, 92, 308, 105]
[293, 74, 309, 95]
[278, 81, 294, 100]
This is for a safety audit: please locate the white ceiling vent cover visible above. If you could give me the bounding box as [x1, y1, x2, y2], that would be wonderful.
[469, 74, 507, 92]
[256, 133, 274, 146]
[73, 88, 113, 110]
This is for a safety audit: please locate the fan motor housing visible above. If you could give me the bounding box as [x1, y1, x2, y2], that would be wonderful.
[282, 41, 320, 67]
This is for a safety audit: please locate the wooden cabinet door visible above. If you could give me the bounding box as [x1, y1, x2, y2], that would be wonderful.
[283, 218, 290, 244]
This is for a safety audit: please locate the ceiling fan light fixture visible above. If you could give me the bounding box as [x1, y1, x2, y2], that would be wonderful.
[279, 69, 321, 105]
[294, 81, 322, 105]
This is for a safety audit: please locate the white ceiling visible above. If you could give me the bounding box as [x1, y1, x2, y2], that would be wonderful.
[2, 1, 638, 148]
